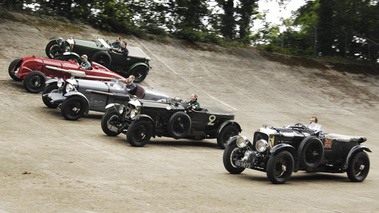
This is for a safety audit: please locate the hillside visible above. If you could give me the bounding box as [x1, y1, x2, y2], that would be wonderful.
[1, 10, 379, 212]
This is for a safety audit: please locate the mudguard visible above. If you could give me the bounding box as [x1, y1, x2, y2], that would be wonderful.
[64, 91, 90, 116]
[128, 62, 150, 75]
[45, 78, 59, 86]
[133, 114, 156, 136]
[270, 144, 298, 171]
[49, 36, 65, 43]
[217, 120, 242, 136]
[343, 145, 372, 170]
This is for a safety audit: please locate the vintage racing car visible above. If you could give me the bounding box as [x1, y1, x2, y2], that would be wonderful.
[223, 123, 371, 184]
[101, 98, 242, 149]
[45, 36, 150, 83]
[8, 54, 126, 93]
[42, 78, 170, 121]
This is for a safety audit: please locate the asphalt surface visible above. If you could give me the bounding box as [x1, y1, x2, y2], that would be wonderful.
[0, 11, 379, 212]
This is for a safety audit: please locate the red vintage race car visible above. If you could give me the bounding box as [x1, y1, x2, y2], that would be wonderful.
[8, 53, 126, 93]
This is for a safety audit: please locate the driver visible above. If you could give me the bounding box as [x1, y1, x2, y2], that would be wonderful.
[308, 116, 323, 134]
[79, 54, 91, 70]
[187, 93, 200, 110]
[126, 75, 137, 95]
[111, 36, 122, 51]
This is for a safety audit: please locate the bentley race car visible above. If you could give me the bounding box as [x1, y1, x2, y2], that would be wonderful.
[101, 98, 241, 149]
[45, 36, 150, 82]
[223, 123, 371, 184]
[8, 53, 126, 93]
[42, 78, 170, 120]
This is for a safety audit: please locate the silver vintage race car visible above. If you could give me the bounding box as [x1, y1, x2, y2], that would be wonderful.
[42, 78, 170, 120]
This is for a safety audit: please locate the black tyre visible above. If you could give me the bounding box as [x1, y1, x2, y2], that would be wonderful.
[23, 71, 46, 93]
[42, 83, 59, 108]
[217, 125, 240, 149]
[127, 120, 152, 147]
[298, 136, 324, 170]
[266, 151, 294, 184]
[61, 96, 86, 120]
[347, 152, 370, 182]
[223, 141, 246, 174]
[92, 51, 112, 67]
[45, 40, 63, 59]
[101, 108, 122, 136]
[130, 66, 148, 83]
[8, 58, 22, 81]
[167, 112, 191, 139]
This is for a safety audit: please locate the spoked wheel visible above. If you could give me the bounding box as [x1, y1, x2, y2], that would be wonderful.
[298, 136, 324, 170]
[45, 40, 63, 59]
[42, 83, 59, 108]
[92, 51, 112, 67]
[130, 66, 148, 83]
[61, 96, 86, 120]
[217, 125, 240, 149]
[223, 141, 246, 174]
[23, 71, 46, 93]
[127, 120, 152, 147]
[266, 151, 294, 184]
[101, 108, 123, 136]
[347, 152, 370, 182]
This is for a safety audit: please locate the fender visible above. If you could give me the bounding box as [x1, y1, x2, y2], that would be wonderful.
[270, 144, 299, 171]
[128, 62, 150, 75]
[133, 114, 156, 136]
[342, 145, 372, 170]
[64, 91, 90, 116]
[105, 103, 125, 116]
[45, 78, 59, 85]
[226, 135, 239, 146]
[217, 120, 242, 136]
[49, 36, 64, 43]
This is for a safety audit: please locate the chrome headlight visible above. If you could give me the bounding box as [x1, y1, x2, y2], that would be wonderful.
[236, 135, 249, 148]
[65, 79, 77, 93]
[255, 139, 268, 152]
[57, 78, 64, 88]
[65, 83, 75, 93]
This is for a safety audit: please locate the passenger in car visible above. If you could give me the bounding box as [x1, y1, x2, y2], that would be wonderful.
[79, 54, 91, 70]
[120, 41, 129, 56]
[111, 36, 122, 51]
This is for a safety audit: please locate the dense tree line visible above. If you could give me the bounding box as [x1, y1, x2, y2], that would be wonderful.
[1, 0, 378, 64]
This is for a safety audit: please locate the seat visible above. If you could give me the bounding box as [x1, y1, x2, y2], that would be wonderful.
[134, 85, 145, 99]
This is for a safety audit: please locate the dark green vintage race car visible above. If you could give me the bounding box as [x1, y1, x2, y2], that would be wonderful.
[45, 36, 150, 83]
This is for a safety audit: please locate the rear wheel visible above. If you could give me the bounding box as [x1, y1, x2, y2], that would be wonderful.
[266, 151, 294, 184]
[42, 83, 59, 108]
[101, 108, 122, 136]
[130, 66, 148, 83]
[8, 58, 22, 81]
[23, 71, 46, 93]
[45, 40, 63, 59]
[223, 141, 246, 174]
[347, 152, 370, 182]
[217, 125, 240, 149]
[127, 120, 152, 147]
[61, 96, 86, 120]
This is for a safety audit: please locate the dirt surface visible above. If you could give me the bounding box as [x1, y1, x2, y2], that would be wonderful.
[1, 11, 379, 212]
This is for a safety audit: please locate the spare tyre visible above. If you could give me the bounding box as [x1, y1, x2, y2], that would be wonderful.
[167, 112, 191, 139]
[92, 51, 112, 68]
[298, 136, 324, 170]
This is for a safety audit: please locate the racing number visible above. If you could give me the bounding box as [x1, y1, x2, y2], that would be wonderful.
[208, 115, 216, 126]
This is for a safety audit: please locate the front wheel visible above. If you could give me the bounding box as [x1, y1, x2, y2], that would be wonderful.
[217, 125, 240, 149]
[266, 151, 294, 184]
[130, 66, 148, 83]
[347, 152, 370, 182]
[42, 83, 59, 108]
[223, 141, 246, 174]
[23, 71, 46, 93]
[101, 108, 123, 136]
[45, 40, 63, 59]
[61, 96, 87, 120]
[127, 120, 152, 147]
[8, 58, 22, 81]
[167, 112, 191, 139]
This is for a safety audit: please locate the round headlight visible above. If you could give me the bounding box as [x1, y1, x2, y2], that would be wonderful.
[65, 83, 75, 93]
[57, 78, 64, 88]
[255, 139, 268, 152]
[130, 109, 138, 118]
[236, 135, 248, 148]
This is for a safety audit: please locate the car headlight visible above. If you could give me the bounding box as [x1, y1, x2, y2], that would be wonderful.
[255, 139, 268, 152]
[236, 135, 249, 148]
[65, 83, 75, 93]
[57, 78, 64, 88]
